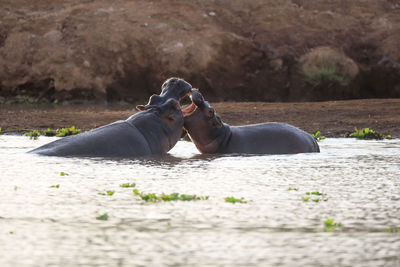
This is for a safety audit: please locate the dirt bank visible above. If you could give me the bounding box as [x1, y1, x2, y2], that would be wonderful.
[1, 99, 399, 138]
[1, 0, 400, 103]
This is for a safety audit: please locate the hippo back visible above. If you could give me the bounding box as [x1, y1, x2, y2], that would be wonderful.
[29, 121, 151, 157]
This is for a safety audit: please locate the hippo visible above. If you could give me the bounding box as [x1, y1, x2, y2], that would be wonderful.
[29, 78, 192, 157]
[182, 89, 320, 154]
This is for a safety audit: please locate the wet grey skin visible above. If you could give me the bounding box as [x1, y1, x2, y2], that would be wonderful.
[183, 89, 320, 155]
[29, 78, 193, 157]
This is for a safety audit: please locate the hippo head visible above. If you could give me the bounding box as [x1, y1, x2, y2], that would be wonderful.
[128, 97, 184, 154]
[136, 77, 192, 111]
[182, 89, 224, 153]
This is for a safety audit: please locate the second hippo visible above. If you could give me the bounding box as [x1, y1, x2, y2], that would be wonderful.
[182, 90, 320, 155]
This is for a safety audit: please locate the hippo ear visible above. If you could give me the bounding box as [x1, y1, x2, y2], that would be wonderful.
[136, 105, 152, 111]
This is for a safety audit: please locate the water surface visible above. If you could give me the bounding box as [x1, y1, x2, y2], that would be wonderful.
[1, 136, 399, 266]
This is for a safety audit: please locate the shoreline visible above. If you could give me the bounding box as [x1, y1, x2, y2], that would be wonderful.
[1, 98, 399, 138]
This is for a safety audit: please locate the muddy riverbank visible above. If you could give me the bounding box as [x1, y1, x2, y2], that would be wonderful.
[1, 98, 399, 138]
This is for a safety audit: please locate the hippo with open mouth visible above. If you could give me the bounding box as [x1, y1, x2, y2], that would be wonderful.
[182, 89, 320, 154]
[29, 78, 192, 157]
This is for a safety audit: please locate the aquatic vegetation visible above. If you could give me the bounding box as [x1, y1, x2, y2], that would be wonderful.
[348, 127, 391, 140]
[306, 191, 323, 196]
[60, 172, 68, 176]
[303, 191, 328, 202]
[96, 213, 108, 221]
[120, 183, 136, 188]
[224, 197, 247, 204]
[53, 99, 59, 104]
[287, 187, 299, 191]
[25, 130, 41, 140]
[311, 131, 326, 142]
[324, 218, 342, 232]
[50, 184, 60, 188]
[133, 189, 209, 202]
[385, 227, 400, 233]
[56, 126, 82, 137]
[98, 190, 115, 196]
[44, 128, 56, 136]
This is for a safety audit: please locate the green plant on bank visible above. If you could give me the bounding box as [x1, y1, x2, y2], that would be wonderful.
[25, 129, 41, 140]
[303, 61, 349, 86]
[385, 227, 400, 233]
[60, 172, 68, 176]
[311, 131, 326, 142]
[324, 218, 343, 232]
[1, 96, 61, 105]
[224, 197, 247, 204]
[120, 183, 136, 188]
[5, 96, 39, 105]
[50, 184, 60, 188]
[348, 127, 391, 140]
[133, 189, 209, 202]
[96, 213, 108, 221]
[56, 126, 81, 137]
[98, 190, 115, 196]
[44, 128, 56, 136]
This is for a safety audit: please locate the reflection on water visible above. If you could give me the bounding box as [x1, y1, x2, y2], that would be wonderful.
[0, 136, 399, 266]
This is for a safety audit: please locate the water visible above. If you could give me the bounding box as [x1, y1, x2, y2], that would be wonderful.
[0, 136, 399, 267]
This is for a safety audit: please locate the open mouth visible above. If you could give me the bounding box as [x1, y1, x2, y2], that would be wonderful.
[180, 93, 197, 116]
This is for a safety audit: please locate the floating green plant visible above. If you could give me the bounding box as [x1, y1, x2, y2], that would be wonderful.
[303, 191, 328, 202]
[25, 130, 41, 140]
[120, 183, 136, 188]
[385, 227, 400, 233]
[224, 197, 247, 204]
[324, 218, 342, 232]
[133, 189, 208, 202]
[98, 190, 115, 196]
[50, 184, 60, 188]
[56, 126, 82, 137]
[60, 172, 68, 176]
[287, 187, 299, 191]
[96, 213, 108, 221]
[348, 127, 391, 140]
[306, 191, 323, 196]
[311, 131, 326, 142]
[44, 128, 56, 136]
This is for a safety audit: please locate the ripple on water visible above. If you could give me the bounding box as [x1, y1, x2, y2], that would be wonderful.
[0, 136, 399, 266]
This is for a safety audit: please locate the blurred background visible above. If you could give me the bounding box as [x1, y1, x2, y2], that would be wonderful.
[0, 0, 399, 105]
